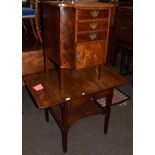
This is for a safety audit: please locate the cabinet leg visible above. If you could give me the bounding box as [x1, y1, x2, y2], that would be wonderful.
[104, 90, 113, 134]
[62, 102, 69, 153]
[59, 67, 64, 92]
[44, 108, 49, 122]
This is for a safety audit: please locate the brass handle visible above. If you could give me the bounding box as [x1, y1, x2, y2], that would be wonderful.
[89, 33, 97, 40]
[90, 23, 98, 30]
[90, 10, 99, 18]
[76, 54, 81, 62]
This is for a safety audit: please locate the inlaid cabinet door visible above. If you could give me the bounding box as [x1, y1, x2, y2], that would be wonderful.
[75, 41, 106, 69]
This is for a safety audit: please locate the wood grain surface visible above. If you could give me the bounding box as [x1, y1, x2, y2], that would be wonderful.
[23, 66, 129, 108]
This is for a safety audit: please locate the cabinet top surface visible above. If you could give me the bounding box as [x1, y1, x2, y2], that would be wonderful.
[40, 1, 116, 8]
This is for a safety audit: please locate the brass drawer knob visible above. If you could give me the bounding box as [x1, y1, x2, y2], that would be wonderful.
[90, 23, 98, 30]
[90, 10, 99, 18]
[89, 33, 97, 40]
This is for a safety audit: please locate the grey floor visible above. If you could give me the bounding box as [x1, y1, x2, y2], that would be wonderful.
[22, 62, 133, 155]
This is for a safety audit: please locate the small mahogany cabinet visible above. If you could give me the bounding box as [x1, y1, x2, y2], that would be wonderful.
[40, 1, 115, 90]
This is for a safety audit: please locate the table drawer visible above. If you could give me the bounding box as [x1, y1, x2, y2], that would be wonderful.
[69, 95, 92, 109]
[77, 31, 107, 43]
[78, 9, 109, 20]
[78, 20, 108, 32]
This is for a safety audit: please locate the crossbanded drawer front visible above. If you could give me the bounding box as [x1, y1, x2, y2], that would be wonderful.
[78, 9, 109, 20]
[69, 95, 92, 109]
[77, 31, 107, 43]
[78, 20, 108, 32]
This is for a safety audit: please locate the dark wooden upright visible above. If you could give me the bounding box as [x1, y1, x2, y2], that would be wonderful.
[40, 1, 115, 90]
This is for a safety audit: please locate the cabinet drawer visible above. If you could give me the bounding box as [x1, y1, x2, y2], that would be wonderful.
[78, 9, 109, 20]
[78, 20, 108, 32]
[77, 31, 107, 43]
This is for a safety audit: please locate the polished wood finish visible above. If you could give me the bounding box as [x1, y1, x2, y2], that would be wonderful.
[40, 2, 113, 69]
[23, 2, 129, 152]
[23, 66, 129, 108]
[77, 31, 107, 43]
[40, 1, 115, 90]
[76, 41, 106, 69]
[78, 19, 108, 32]
[23, 66, 129, 152]
[77, 9, 109, 20]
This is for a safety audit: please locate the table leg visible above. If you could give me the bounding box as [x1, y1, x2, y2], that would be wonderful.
[104, 90, 113, 134]
[44, 108, 49, 122]
[62, 102, 69, 153]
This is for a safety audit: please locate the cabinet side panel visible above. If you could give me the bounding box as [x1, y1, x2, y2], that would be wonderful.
[60, 7, 75, 68]
[41, 5, 60, 65]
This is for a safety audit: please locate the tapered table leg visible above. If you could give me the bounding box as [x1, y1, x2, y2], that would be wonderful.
[104, 90, 113, 134]
[44, 108, 49, 122]
[62, 102, 69, 153]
